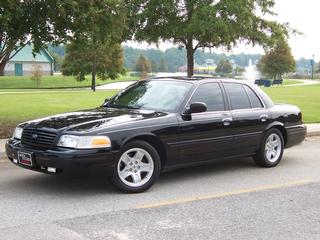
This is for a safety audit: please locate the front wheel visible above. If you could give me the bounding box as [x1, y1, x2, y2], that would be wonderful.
[111, 140, 161, 193]
[254, 128, 284, 168]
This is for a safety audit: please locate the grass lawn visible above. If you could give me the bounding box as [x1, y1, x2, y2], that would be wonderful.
[264, 84, 320, 123]
[0, 90, 117, 137]
[0, 83, 319, 138]
[282, 79, 303, 85]
[0, 73, 138, 89]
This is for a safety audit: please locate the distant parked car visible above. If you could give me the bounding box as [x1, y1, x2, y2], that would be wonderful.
[6, 77, 306, 193]
[272, 79, 283, 85]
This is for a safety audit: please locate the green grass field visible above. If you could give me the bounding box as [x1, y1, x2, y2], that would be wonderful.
[282, 79, 302, 85]
[0, 83, 319, 137]
[0, 90, 117, 128]
[264, 84, 320, 123]
[0, 73, 138, 89]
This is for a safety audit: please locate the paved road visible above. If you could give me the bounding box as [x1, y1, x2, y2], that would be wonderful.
[285, 79, 320, 87]
[1, 138, 320, 240]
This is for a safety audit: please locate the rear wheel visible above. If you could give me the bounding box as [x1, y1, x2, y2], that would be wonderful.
[254, 128, 284, 167]
[111, 140, 161, 193]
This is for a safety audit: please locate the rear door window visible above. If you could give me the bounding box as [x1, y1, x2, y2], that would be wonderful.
[244, 85, 263, 108]
[224, 83, 251, 110]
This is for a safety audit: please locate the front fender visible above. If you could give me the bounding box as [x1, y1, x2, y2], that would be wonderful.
[121, 132, 159, 148]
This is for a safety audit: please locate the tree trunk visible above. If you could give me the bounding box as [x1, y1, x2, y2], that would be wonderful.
[91, 57, 96, 92]
[0, 54, 10, 76]
[0, 62, 5, 76]
[186, 41, 194, 77]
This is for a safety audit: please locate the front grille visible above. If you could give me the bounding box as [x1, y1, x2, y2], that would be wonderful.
[21, 128, 57, 148]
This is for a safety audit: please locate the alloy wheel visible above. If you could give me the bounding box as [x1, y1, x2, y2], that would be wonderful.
[117, 148, 154, 187]
[264, 133, 282, 163]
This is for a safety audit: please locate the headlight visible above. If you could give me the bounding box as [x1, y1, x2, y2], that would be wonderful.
[57, 135, 111, 149]
[13, 127, 23, 140]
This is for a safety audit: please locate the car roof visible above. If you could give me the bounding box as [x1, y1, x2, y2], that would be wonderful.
[148, 76, 250, 85]
[147, 76, 274, 108]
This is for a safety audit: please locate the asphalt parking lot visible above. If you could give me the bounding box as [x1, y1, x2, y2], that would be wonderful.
[1, 137, 320, 240]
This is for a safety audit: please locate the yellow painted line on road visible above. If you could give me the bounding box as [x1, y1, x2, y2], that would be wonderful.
[136, 179, 315, 209]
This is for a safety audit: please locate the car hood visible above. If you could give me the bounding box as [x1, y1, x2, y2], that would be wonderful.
[22, 107, 168, 132]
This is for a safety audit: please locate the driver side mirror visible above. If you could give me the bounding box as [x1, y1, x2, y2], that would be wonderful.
[104, 98, 109, 103]
[183, 102, 207, 115]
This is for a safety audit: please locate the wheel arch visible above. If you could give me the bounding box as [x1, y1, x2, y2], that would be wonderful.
[265, 122, 287, 145]
[122, 133, 167, 167]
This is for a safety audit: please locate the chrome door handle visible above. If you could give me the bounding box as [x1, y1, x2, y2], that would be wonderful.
[260, 114, 268, 122]
[222, 117, 233, 126]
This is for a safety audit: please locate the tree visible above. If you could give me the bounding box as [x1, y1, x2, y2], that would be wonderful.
[62, 0, 127, 91]
[0, 0, 77, 75]
[234, 66, 245, 76]
[62, 40, 124, 83]
[316, 62, 320, 73]
[151, 60, 158, 73]
[135, 54, 151, 78]
[215, 59, 233, 75]
[49, 51, 64, 72]
[258, 39, 296, 79]
[31, 63, 43, 88]
[123, 46, 262, 72]
[126, 0, 289, 76]
[158, 58, 168, 72]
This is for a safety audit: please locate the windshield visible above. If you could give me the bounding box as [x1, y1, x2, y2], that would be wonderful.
[106, 80, 192, 112]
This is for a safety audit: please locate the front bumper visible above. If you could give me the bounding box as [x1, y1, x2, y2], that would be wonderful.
[5, 139, 118, 174]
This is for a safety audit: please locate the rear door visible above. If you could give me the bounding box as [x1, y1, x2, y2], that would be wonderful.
[223, 82, 270, 155]
[176, 82, 234, 164]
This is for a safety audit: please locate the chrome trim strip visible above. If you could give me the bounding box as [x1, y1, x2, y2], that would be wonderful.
[168, 135, 233, 146]
[168, 131, 263, 146]
[233, 131, 263, 138]
[285, 124, 306, 129]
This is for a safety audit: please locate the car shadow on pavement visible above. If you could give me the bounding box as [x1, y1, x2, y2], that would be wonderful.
[4, 167, 119, 196]
[160, 157, 257, 184]
[4, 157, 258, 195]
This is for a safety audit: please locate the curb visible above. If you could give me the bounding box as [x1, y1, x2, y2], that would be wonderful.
[307, 131, 320, 137]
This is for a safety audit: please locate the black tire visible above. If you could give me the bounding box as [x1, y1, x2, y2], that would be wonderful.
[111, 140, 161, 193]
[254, 128, 284, 168]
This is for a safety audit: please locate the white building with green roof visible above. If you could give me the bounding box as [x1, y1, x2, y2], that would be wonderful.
[4, 44, 54, 76]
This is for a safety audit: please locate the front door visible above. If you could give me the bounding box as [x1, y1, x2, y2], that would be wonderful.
[177, 82, 234, 164]
[14, 63, 23, 76]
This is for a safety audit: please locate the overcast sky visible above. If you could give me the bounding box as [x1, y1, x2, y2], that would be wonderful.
[125, 0, 319, 61]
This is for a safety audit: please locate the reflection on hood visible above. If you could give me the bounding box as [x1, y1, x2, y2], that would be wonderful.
[23, 107, 167, 132]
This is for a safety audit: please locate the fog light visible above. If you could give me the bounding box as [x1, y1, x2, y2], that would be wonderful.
[47, 167, 56, 173]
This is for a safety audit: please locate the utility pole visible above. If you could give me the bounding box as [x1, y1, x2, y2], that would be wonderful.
[311, 54, 314, 80]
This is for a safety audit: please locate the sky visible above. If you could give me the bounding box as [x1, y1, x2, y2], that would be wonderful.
[125, 0, 319, 61]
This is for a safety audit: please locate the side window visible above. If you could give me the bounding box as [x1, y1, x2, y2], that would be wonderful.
[190, 83, 225, 112]
[244, 85, 263, 108]
[224, 83, 251, 110]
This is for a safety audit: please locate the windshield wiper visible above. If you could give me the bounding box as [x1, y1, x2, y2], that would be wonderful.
[126, 105, 141, 109]
[105, 103, 140, 110]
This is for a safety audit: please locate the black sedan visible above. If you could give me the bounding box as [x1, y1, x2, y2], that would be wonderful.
[6, 77, 306, 193]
